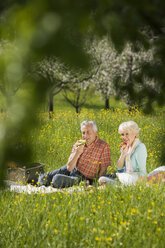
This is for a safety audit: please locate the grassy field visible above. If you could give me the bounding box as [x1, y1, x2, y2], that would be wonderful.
[0, 93, 165, 248]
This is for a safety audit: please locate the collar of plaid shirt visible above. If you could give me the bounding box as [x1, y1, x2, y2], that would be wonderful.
[85, 136, 98, 148]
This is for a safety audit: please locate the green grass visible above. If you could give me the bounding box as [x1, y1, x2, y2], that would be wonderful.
[0, 95, 165, 248]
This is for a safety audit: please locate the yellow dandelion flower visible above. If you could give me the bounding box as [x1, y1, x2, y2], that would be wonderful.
[131, 208, 136, 214]
[106, 237, 112, 242]
[95, 237, 100, 241]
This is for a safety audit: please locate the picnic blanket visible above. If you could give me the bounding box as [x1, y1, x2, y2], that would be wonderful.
[5, 166, 165, 193]
[5, 180, 94, 194]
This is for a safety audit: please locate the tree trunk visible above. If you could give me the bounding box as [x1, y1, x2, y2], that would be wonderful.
[105, 97, 110, 109]
[49, 92, 54, 118]
[75, 88, 81, 114]
[76, 105, 79, 114]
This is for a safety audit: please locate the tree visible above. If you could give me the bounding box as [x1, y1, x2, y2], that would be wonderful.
[0, 41, 24, 104]
[35, 37, 101, 115]
[113, 42, 155, 110]
[90, 37, 155, 111]
[90, 37, 118, 109]
[90, 0, 165, 111]
[34, 57, 73, 117]
[63, 83, 90, 114]
[62, 39, 101, 113]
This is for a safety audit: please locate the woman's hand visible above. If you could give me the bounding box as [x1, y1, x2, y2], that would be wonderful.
[120, 142, 129, 156]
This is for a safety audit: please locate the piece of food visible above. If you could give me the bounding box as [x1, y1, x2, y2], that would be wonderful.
[76, 139, 86, 146]
[120, 142, 127, 150]
[7, 161, 19, 168]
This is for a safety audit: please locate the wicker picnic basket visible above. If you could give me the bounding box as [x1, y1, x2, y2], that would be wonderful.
[7, 162, 45, 185]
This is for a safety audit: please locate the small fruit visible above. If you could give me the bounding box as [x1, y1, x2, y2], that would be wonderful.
[76, 140, 86, 146]
[120, 142, 127, 150]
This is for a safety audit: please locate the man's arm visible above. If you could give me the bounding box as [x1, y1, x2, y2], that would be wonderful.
[66, 145, 84, 172]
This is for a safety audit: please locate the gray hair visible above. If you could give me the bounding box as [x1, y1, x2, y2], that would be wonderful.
[80, 120, 98, 132]
[118, 121, 141, 137]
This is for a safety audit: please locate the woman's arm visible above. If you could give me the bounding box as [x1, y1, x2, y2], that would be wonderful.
[117, 153, 126, 169]
[117, 146, 129, 169]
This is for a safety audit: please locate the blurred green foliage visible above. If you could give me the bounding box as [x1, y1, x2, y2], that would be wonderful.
[0, 0, 165, 187]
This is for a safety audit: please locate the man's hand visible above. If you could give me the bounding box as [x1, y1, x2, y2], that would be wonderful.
[75, 144, 84, 156]
[67, 144, 85, 172]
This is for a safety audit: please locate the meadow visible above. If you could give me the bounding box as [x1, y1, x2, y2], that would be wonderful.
[0, 94, 165, 248]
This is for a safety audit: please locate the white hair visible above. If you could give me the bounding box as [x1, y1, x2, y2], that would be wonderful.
[81, 120, 98, 132]
[118, 121, 141, 137]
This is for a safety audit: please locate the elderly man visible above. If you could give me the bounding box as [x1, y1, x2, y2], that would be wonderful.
[38, 120, 111, 188]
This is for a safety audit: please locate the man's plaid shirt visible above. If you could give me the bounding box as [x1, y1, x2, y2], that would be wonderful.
[69, 137, 111, 179]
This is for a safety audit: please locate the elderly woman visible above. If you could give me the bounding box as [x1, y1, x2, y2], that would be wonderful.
[99, 121, 147, 185]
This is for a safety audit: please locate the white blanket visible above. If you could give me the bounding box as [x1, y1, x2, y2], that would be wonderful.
[5, 181, 85, 194]
[116, 172, 139, 186]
